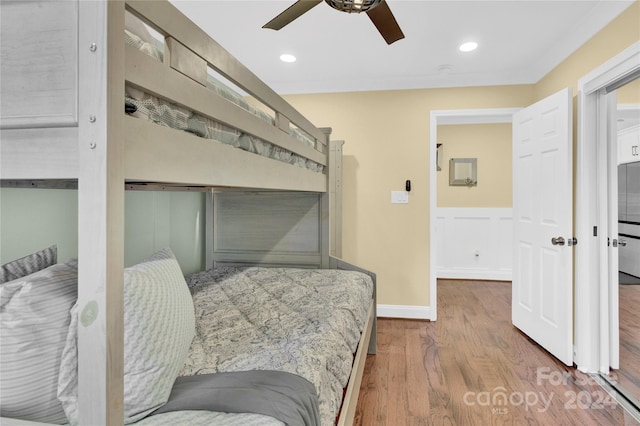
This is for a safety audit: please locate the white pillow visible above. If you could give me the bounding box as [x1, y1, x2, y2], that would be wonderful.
[0, 259, 77, 423]
[57, 248, 195, 424]
[0, 244, 57, 284]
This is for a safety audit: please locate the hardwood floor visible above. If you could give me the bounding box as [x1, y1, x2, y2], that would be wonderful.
[354, 280, 639, 425]
[616, 283, 640, 405]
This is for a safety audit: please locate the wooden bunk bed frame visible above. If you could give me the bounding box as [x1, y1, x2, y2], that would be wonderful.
[0, 1, 376, 425]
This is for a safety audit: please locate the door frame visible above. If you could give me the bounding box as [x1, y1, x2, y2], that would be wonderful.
[429, 108, 521, 321]
[575, 41, 640, 373]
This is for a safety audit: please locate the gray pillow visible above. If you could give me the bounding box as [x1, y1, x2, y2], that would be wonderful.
[0, 259, 77, 423]
[0, 245, 57, 284]
[57, 248, 195, 424]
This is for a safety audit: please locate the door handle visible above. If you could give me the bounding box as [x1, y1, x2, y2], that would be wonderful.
[551, 237, 565, 246]
[619, 238, 627, 247]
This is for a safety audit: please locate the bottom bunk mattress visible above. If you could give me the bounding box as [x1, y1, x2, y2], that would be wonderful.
[147, 266, 374, 426]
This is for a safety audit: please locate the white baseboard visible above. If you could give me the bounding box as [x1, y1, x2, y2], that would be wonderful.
[377, 304, 431, 320]
[437, 269, 512, 281]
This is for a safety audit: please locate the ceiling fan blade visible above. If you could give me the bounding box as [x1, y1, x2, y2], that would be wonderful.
[263, 0, 323, 30]
[366, 0, 405, 45]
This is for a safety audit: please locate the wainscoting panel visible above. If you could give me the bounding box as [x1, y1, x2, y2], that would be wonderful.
[436, 208, 513, 281]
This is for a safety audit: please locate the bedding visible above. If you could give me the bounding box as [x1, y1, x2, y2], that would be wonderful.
[135, 410, 284, 426]
[173, 266, 374, 425]
[58, 248, 196, 424]
[0, 253, 371, 425]
[124, 17, 323, 173]
[0, 258, 77, 424]
[151, 370, 320, 425]
[0, 244, 57, 283]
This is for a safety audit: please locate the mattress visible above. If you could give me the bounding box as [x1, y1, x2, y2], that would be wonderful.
[159, 267, 373, 425]
[124, 24, 324, 173]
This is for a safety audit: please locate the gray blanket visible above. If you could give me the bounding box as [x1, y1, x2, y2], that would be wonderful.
[152, 371, 320, 426]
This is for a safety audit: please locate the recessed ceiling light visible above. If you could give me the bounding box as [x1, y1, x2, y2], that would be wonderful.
[280, 53, 296, 63]
[459, 41, 478, 52]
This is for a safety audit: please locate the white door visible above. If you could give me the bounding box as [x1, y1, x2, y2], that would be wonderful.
[512, 87, 573, 366]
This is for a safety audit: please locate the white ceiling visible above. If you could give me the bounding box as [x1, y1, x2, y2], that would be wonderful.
[170, 0, 635, 95]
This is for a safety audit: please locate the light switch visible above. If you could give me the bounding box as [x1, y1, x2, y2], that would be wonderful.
[391, 191, 409, 204]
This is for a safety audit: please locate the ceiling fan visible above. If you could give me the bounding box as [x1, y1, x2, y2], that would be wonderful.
[263, 0, 405, 45]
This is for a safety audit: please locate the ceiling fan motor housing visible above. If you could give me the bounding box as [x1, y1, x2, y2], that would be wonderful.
[325, 0, 383, 13]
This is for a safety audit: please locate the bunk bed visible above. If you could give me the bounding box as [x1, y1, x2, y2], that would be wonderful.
[0, 1, 376, 425]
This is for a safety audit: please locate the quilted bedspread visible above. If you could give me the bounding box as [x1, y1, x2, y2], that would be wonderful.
[178, 267, 373, 425]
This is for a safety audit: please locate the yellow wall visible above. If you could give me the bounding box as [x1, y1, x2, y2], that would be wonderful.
[284, 2, 639, 308]
[437, 123, 512, 208]
[285, 86, 533, 306]
[618, 78, 640, 104]
[534, 1, 640, 100]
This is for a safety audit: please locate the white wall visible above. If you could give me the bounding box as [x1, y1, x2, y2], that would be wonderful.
[124, 191, 205, 274]
[0, 188, 206, 274]
[436, 208, 513, 281]
[0, 188, 78, 262]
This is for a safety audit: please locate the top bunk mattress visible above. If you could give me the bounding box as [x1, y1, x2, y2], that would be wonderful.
[178, 266, 374, 425]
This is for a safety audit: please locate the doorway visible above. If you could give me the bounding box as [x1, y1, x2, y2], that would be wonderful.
[574, 40, 640, 378]
[431, 89, 575, 367]
[429, 108, 520, 320]
[605, 78, 640, 406]
[435, 122, 513, 281]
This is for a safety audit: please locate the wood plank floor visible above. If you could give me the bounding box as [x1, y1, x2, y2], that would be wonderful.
[616, 283, 640, 405]
[354, 280, 639, 425]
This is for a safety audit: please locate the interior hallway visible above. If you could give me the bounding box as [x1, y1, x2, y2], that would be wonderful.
[354, 280, 639, 425]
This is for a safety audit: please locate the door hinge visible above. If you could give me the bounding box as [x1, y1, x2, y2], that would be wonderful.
[594, 226, 598, 237]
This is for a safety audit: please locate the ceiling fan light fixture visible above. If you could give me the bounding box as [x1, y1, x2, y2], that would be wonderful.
[325, 0, 382, 14]
[263, 0, 404, 45]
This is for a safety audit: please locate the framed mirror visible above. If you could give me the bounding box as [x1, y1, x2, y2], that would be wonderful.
[449, 158, 477, 186]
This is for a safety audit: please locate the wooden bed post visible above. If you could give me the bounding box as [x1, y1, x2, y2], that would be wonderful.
[329, 139, 344, 258]
[205, 189, 215, 270]
[77, 1, 125, 424]
[320, 128, 332, 267]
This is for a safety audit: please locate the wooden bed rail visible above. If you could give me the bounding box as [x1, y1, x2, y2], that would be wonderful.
[330, 256, 377, 355]
[125, 0, 327, 150]
[330, 256, 377, 426]
[124, 46, 326, 167]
